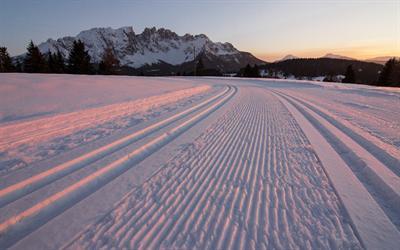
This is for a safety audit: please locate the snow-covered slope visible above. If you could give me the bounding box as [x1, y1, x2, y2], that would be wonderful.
[1, 75, 400, 249]
[28, 26, 263, 70]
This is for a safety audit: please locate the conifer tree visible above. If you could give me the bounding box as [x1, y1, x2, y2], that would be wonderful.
[241, 64, 260, 78]
[14, 60, 23, 72]
[47, 52, 55, 73]
[378, 58, 400, 86]
[195, 57, 204, 76]
[0, 46, 14, 72]
[252, 64, 260, 77]
[342, 65, 356, 83]
[54, 50, 65, 73]
[98, 46, 120, 75]
[243, 64, 252, 77]
[23, 41, 45, 73]
[47, 50, 65, 73]
[68, 40, 92, 74]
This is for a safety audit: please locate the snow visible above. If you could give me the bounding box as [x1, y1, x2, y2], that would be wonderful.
[311, 76, 326, 81]
[0, 74, 399, 249]
[0, 73, 199, 124]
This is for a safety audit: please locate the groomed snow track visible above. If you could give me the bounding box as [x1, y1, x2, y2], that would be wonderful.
[1, 79, 399, 250]
[271, 90, 400, 249]
[0, 85, 236, 248]
[67, 87, 362, 249]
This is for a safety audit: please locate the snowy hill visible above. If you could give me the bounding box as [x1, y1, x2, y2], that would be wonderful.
[23, 26, 264, 71]
[275, 54, 299, 62]
[321, 53, 356, 61]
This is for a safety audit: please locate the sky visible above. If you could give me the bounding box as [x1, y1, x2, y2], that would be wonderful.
[0, 0, 399, 61]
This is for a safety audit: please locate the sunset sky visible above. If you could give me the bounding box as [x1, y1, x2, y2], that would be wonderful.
[1, 0, 399, 61]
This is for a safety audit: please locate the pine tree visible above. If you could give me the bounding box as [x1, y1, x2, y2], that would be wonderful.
[252, 64, 260, 77]
[54, 50, 65, 73]
[98, 46, 120, 75]
[342, 65, 356, 83]
[378, 58, 400, 86]
[195, 57, 204, 76]
[243, 64, 252, 77]
[47, 52, 55, 73]
[241, 64, 260, 78]
[23, 41, 45, 73]
[68, 40, 92, 74]
[47, 50, 65, 73]
[0, 46, 14, 72]
[14, 60, 23, 72]
[197, 58, 204, 75]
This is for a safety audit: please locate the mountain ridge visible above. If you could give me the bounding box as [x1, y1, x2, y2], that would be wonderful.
[18, 26, 264, 72]
[321, 53, 356, 61]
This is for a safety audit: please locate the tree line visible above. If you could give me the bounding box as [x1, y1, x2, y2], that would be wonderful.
[0, 40, 120, 75]
[1, 40, 399, 86]
[242, 58, 400, 87]
[238, 64, 261, 77]
[323, 61, 399, 87]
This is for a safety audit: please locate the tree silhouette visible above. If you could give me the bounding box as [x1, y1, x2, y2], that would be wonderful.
[24, 41, 45, 73]
[98, 46, 120, 75]
[54, 50, 65, 73]
[378, 58, 400, 86]
[342, 65, 356, 83]
[195, 57, 204, 76]
[68, 40, 92, 74]
[241, 64, 260, 77]
[252, 64, 260, 77]
[243, 64, 252, 77]
[47, 52, 55, 73]
[0, 46, 14, 72]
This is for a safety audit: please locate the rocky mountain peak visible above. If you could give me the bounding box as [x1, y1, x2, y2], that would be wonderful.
[19, 26, 264, 71]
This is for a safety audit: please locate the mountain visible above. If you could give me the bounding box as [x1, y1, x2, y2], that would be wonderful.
[275, 54, 298, 62]
[365, 56, 399, 65]
[21, 26, 264, 73]
[322, 53, 356, 61]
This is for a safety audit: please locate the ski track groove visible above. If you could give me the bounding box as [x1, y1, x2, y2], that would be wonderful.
[274, 90, 400, 230]
[0, 86, 211, 149]
[0, 86, 227, 209]
[282, 90, 400, 177]
[272, 89, 400, 249]
[70, 87, 361, 250]
[0, 85, 235, 248]
[0, 86, 213, 176]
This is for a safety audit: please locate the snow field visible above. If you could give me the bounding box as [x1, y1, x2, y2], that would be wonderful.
[69, 87, 361, 249]
[0, 85, 234, 248]
[0, 83, 211, 174]
[0, 74, 199, 123]
[0, 75, 399, 249]
[283, 87, 400, 149]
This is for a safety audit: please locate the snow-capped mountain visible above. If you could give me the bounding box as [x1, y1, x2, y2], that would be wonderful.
[29, 26, 264, 71]
[321, 53, 356, 61]
[275, 54, 298, 62]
